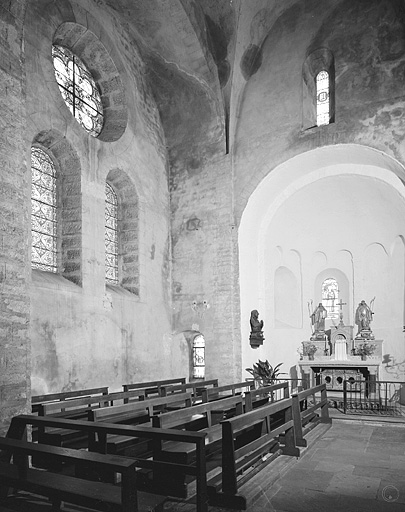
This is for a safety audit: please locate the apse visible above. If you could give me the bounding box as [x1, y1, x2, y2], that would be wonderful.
[239, 145, 405, 379]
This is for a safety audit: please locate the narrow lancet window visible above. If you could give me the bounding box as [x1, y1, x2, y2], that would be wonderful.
[52, 45, 103, 136]
[31, 147, 58, 272]
[105, 183, 119, 284]
[316, 70, 330, 126]
[322, 278, 339, 320]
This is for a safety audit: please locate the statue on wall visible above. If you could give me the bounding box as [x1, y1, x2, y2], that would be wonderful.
[249, 309, 264, 348]
[355, 299, 375, 339]
[310, 302, 327, 340]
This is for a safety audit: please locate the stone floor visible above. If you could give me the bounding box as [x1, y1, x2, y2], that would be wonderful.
[1, 418, 405, 512]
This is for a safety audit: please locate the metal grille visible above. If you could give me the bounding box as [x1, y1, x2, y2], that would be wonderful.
[316, 70, 330, 126]
[105, 183, 119, 284]
[342, 379, 405, 417]
[31, 147, 58, 272]
[52, 45, 103, 137]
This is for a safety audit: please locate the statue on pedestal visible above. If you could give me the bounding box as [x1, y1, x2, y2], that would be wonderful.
[355, 299, 375, 339]
[310, 302, 327, 341]
[249, 309, 264, 348]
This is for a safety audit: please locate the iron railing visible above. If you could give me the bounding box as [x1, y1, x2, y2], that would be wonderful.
[341, 379, 405, 416]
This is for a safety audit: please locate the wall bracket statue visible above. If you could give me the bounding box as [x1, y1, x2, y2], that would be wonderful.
[249, 309, 264, 348]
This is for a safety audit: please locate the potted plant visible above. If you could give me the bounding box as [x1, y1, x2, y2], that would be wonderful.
[245, 359, 284, 387]
[303, 343, 318, 360]
[355, 342, 376, 360]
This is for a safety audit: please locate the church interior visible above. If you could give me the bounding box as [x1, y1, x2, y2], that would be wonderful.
[1, 0, 405, 510]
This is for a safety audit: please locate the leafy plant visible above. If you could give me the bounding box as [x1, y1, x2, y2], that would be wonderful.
[302, 343, 318, 356]
[245, 359, 284, 386]
[355, 343, 376, 357]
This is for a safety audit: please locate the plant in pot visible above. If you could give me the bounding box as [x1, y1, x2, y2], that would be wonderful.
[245, 359, 284, 388]
[355, 342, 376, 360]
[303, 343, 318, 360]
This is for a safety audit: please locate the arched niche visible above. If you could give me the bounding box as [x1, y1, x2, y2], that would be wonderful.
[274, 266, 301, 329]
[314, 268, 350, 328]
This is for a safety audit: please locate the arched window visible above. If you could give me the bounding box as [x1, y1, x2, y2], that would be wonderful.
[31, 147, 58, 272]
[316, 70, 330, 126]
[302, 49, 335, 129]
[105, 183, 119, 285]
[322, 278, 339, 320]
[52, 45, 103, 137]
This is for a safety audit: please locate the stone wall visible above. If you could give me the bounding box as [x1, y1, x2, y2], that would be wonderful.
[0, 2, 30, 434]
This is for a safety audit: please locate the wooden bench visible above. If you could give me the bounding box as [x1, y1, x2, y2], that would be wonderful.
[31, 386, 109, 414]
[122, 377, 186, 402]
[36, 389, 147, 462]
[244, 381, 290, 411]
[291, 383, 331, 447]
[5, 414, 209, 512]
[152, 395, 244, 464]
[208, 397, 300, 509]
[0, 436, 164, 512]
[201, 381, 255, 403]
[88, 392, 193, 456]
[161, 379, 219, 403]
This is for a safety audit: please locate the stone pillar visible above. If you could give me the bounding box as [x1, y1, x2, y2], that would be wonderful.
[0, 3, 30, 434]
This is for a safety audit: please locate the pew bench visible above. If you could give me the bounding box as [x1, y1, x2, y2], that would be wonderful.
[291, 383, 331, 447]
[152, 395, 244, 464]
[208, 397, 300, 509]
[36, 389, 147, 464]
[122, 377, 186, 402]
[201, 381, 255, 403]
[244, 381, 290, 412]
[161, 379, 219, 405]
[88, 392, 193, 457]
[5, 414, 209, 512]
[0, 436, 164, 512]
[31, 386, 109, 414]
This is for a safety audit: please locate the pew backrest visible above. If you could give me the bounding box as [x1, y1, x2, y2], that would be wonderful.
[244, 381, 289, 411]
[152, 395, 243, 430]
[31, 386, 109, 414]
[162, 379, 219, 399]
[201, 381, 255, 403]
[122, 377, 186, 400]
[40, 389, 146, 416]
[89, 392, 193, 423]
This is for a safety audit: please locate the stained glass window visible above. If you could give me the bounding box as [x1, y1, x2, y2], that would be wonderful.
[31, 147, 58, 272]
[322, 278, 339, 320]
[52, 45, 103, 137]
[316, 70, 330, 126]
[105, 183, 119, 284]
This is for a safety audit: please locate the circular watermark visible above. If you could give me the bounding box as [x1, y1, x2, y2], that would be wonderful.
[382, 485, 399, 503]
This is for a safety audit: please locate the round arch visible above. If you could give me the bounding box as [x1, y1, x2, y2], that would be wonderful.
[239, 144, 405, 371]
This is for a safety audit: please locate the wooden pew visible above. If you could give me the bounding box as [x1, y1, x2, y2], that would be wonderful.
[5, 414, 209, 512]
[36, 389, 147, 457]
[88, 392, 193, 456]
[208, 397, 300, 509]
[201, 381, 255, 403]
[161, 379, 219, 403]
[0, 436, 164, 512]
[31, 386, 109, 414]
[291, 383, 331, 447]
[244, 381, 290, 411]
[122, 377, 186, 402]
[150, 395, 244, 498]
[152, 395, 244, 464]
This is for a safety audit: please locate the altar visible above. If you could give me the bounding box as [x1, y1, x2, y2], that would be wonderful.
[300, 300, 382, 391]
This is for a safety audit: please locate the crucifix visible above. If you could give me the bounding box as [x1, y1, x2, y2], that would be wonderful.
[337, 298, 347, 327]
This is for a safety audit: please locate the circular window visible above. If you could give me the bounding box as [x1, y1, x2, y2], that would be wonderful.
[52, 22, 128, 142]
[52, 45, 103, 137]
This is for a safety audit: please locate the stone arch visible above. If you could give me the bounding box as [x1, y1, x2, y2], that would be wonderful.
[53, 22, 127, 142]
[106, 168, 139, 296]
[32, 129, 82, 285]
